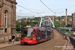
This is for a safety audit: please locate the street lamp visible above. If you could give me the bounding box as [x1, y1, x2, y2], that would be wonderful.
[60, 16, 61, 27]
[20, 10, 21, 29]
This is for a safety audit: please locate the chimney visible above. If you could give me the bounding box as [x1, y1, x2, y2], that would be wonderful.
[66, 9, 67, 26]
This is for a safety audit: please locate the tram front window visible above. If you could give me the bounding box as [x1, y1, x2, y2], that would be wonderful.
[21, 30, 27, 37]
[21, 28, 33, 37]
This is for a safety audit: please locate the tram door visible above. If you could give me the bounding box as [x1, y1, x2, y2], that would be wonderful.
[36, 28, 40, 43]
[40, 30, 42, 42]
[43, 31, 45, 41]
[52, 30, 54, 39]
[50, 30, 51, 39]
[42, 31, 43, 41]
[48, 31, 51, 39]
[45, 31, 47, 41]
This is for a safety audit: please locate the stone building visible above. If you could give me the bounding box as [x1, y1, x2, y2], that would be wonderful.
[0, 0, 17, 42]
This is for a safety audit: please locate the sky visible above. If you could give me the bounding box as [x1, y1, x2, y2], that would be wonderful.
[16, 0, 75, 19]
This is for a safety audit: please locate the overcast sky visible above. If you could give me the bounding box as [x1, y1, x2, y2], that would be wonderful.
[16, 0, 75, 19]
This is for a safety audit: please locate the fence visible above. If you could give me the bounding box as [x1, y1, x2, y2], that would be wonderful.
[69, 36, 75, 48]
[54, 27, 67, 38]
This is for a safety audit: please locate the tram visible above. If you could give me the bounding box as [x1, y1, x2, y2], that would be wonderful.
[20, 26, 54, 44]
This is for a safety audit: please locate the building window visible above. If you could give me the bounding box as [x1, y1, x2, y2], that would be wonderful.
[4, 10, 8, 28]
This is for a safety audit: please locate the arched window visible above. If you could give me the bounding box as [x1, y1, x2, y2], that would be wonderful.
[4, 10, 8, 28]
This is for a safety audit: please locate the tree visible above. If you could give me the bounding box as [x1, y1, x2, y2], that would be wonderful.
[54, 21, 60, 27]
[16, 21, 20, 31]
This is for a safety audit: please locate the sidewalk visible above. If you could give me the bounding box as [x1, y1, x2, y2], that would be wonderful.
[0, 41, 20, 49]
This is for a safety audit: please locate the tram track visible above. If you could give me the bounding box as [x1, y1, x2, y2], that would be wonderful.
[38, 31, 58, 50]
[39, 29, 64, 50]
[51, 29, 67, 50]
[0, 29, 67, 50]
[50, 29, 63, 50]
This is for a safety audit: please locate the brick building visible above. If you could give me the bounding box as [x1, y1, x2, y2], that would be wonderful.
[45, 16, 57, 20]
[54, 16, 72, 25]
[0, 0, 17, 42]
[55, 18, 59, 22]
[67, 17, 72, 24]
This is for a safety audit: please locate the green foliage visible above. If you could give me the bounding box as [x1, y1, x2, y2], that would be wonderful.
[17, 31, 20, 33]
[69, 41, 72, 44]
[67, 31, 74, 33]
[15, 37, 20, 41]
[61, 29, 74, 33]
[21, 22, 26, 27]
[16, 21, 20, 31]
[61, 29, 67, 33]
[54, 21, 60, 27]
[57, 17, 60, 20]
[61, 22, 65, 27]
[34, 17, 41, 21]
[16, 17, 41, 32]
[67, 15, 72, 17]
[61, 16, 65, 17]
[21, 18, 26, 21]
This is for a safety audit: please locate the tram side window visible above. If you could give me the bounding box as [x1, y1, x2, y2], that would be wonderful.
[42, 31, 43, 36]
[45, 31, 47, 35]
[50, 31, 51, 35]
[42, 31, 43, 34]
[48, 31, 50, 35]
[33, 29, 36, 36]
[45, 31, 47, 37]
[47, 31, 50, 36]
[39, 30, 40, 33]
[45, 31, 47, 34]
[37, 30, 40, 34]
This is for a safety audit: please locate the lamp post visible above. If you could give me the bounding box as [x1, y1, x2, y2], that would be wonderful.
[20, 10, 21, 29]
[59, 13, 61, 27]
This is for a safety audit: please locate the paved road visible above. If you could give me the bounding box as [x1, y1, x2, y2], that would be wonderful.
[0, 29, 67, 50]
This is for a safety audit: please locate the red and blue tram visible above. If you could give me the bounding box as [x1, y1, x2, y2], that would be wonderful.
[20, 26, 54, 44]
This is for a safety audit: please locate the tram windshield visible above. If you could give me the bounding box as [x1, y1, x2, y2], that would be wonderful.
[21, 28, 33, 37]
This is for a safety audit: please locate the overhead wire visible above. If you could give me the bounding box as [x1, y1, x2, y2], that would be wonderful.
[17, 4, 43, 16]
[40, 0, 56, 15]
[17, 5, 37, 14]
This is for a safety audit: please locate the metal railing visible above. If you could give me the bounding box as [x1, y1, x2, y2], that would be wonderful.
[54, 27, 67, 37]
[54, 27, 75, 49]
